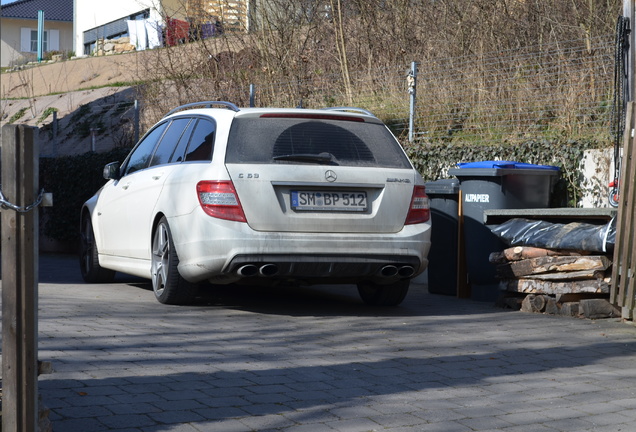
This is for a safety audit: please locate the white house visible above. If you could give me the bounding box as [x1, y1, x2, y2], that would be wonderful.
[0, 0, 74, 67]
[73, 0, 180, 56]
[73, 0, 254, 56]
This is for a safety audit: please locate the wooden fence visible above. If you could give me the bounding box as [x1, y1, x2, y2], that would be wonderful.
[611, 102, 636, 320]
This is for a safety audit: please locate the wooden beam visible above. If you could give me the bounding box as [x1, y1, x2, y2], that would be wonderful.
[611, 102, 635, 308]
[497, 255, 611, 279]
[456, 190, 470, 298]
[623, 105, 636, 314]
[490, 246, 586, 264]
[1, 124, 39, 432]
[502, 278, 610, 295]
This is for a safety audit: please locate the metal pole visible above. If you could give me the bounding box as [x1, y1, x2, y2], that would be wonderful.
[52, 110, 58, 155]
[408, 61, 418, 143]
[134, 99, 140, 143]
[249, 84, 255, 107]
[624, 1, 635, 103]
[90, 128, 98, 152]
[37, 10, 44, 62]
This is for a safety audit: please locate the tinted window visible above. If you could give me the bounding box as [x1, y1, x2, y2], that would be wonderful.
[149, 118, 192, 167]
[170, 118, 196, 163]
[272, 121, 374, 162]
[124, 122, 169, 176]
[185, 119, 215, 161]
[225, 116, 412, 168]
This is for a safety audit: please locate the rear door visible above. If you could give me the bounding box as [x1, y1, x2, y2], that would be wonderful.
[97, 117, 195, 258]
[224, 112, 418, 233]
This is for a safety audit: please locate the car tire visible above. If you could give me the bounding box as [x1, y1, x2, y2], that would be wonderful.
[79, 214, 116, 283]
[151, 217, 198, 305]
[357, 279, 410, 306]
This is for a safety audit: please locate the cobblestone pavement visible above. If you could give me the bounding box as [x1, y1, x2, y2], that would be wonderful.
[8, 254, 636, 431]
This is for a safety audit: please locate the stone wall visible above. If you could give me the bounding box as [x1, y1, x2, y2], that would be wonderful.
[94, 37, 136, 56]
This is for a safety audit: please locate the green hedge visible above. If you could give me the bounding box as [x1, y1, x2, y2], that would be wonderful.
[40, 148, 131, 244]
[38, 139, 606, 246]
[403, 139, 606, 207]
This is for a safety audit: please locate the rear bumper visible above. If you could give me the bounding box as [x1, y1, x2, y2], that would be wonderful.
[172, 214, 431, 284]
[227, 253, 423, 285]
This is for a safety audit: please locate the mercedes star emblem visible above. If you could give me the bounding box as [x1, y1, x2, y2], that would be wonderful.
[325, 170, 337, 182]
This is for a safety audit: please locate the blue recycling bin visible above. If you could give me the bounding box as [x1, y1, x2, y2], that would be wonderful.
[449, 161, 560, 301]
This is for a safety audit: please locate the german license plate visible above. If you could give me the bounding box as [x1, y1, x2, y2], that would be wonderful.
[291, 191, 368, 212]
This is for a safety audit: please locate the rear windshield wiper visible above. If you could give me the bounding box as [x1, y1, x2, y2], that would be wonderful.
[273, 152, 337, 164]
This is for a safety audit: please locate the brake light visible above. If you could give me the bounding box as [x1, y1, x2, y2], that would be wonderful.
[196, 181, 247, 222]
[405, 185, 430, 225]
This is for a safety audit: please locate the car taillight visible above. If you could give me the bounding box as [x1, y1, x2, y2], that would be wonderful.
[405, 185, 430, 225]
[196, 181, 247, 222]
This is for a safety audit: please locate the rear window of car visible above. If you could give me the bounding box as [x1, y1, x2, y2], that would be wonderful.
[225, 116, 412, 168]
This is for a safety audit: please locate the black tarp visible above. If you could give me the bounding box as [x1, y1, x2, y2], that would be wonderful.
[490, 217, 616, 253]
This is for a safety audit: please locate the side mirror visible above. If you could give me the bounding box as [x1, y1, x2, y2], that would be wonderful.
[103, 162, 121, 180]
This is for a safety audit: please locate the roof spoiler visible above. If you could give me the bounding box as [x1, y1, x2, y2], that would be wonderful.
[164, 101, 239, 117]
[321, 107, 375, 117]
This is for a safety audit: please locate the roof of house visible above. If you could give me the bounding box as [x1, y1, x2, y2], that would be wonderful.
[0, 0, 73, 22]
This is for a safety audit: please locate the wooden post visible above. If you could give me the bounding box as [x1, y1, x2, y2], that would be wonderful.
[611, 103, 635, 312]
[456, 190, 470, 298]
[624, 105, 636, 318]
[613, 1, 636, 319]
[1, 124, 39, 432]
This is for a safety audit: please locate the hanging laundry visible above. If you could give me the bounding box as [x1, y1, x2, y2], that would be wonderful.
[201, 23, 216, 39]
[126, 20, 138, 49]
[127, 19, 148, 50]
[145, 20, 163, 49]
[165, 17, 189, 46]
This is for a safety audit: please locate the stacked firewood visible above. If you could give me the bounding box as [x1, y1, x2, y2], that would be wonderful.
[490, 246, 611, 295]
[489, 246, 617, 317]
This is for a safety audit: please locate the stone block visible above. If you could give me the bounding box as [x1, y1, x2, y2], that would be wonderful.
[114, 44, 136, 52]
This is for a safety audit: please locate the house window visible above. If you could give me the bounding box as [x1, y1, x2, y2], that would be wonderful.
[20, 28, 59, 53]
[30, 30, 48, 52]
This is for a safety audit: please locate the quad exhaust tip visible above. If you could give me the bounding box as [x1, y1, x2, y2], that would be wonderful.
[259, 264, 279, 277]
[236, 264, 279, 277]
[236, 264, 258, 277]
[379, 265, 398, 277]
[398, 265, 415, 278]
[379, 265, 415, 278]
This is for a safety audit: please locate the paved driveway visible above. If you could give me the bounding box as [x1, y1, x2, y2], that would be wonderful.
[6, 254, 636, 431]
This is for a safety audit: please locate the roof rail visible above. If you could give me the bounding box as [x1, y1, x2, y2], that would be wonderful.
[321, 107, 375, 117]
[164, 101, 240, 117]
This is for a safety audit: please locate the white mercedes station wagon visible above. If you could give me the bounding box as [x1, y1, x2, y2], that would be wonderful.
[80, 102, 431, 306]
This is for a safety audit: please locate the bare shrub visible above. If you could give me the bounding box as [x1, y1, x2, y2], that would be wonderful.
[131, 0, 619, 143]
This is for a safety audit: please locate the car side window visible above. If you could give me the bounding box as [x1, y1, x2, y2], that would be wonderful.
[185, 119, 215, 162]
[149, 118, 192, 167]
[170, 118, 196, 163]
[124, 122, 169, 176]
